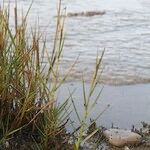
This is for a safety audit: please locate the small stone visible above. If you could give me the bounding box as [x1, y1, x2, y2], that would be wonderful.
[142, 128, 150, 135]
[141, 122, 148, 128]
[103, 129, 141, 147]
[5, 141, 9, 148]
[124, 146, 130, 150]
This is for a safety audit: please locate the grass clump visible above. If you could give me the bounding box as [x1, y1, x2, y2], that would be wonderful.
[0, 1, 72, 149]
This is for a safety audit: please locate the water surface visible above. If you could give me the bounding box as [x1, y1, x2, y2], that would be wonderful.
[58, 82, 150, 130]
[2, 0, 150, 85]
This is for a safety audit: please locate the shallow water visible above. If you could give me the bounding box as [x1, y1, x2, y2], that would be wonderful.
[1, 0, 150, 85]
[58, 82, 150, 130]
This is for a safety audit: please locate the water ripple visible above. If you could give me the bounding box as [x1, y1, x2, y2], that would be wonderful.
[2, 0, 150, 85]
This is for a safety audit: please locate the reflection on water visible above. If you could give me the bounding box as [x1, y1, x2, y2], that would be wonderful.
[1, 0, 150, 85]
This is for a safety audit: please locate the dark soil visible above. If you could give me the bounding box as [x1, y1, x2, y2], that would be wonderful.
[0, 125, 72, 150]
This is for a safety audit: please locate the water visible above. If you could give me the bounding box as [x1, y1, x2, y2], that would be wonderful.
[2, 0, 150, 85]
[58, 82, 150, 130]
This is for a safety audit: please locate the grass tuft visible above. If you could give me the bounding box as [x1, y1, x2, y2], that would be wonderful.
[0, 1, 72, 149]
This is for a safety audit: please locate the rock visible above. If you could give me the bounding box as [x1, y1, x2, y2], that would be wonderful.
[103, 129, 142, 147]
[5, 141, 9, 148]
[124, 146, 130, 150]
[141, 122, 149, 128]
[142, 127, 150, 135]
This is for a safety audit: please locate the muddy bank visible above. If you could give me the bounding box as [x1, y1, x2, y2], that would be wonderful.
[67, 11, 105, 17]
[56, 10, 105, 18]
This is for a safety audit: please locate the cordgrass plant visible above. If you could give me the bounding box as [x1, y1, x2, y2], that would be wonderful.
[73, 51, 107, 150]
[0, 0, 72, 149]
